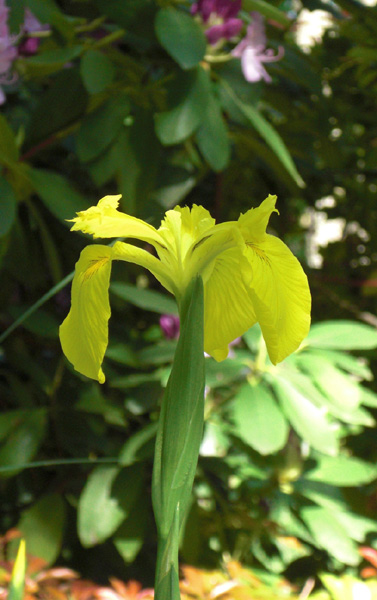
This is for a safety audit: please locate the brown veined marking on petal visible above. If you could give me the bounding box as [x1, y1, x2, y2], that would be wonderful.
[192, 235, 212, 252]
[246, 242, 271, 265]
[82, 257, 110, 282]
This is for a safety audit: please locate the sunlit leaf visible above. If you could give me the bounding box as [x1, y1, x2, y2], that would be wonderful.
[306, 320, 377, 350]
[231, 382, 288, 455]
[300, 506, 360, 566]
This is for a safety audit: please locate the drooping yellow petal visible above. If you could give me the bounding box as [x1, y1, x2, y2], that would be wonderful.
[59, 245, 113, 383]
[59, 241, 180, 382]
[243, 234, 311, 364]
[203, 247, 257, 361]
[70, 195, 165, 246]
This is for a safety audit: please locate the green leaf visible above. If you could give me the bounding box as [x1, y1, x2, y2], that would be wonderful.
[25, 46, 83, 69]
[95, 0, 156, 39]
[76, 385, 127, 427]
[86, 142, 118, 187]
[110, 282, 177, 314]
[0, 114, 19, 164]
[310, 349, 373, 380]
[138, 341, 178, 366]
[294, 480, 348, 512]
[80, 49, 115, 94]
[111, 372, 162, 389]
[8, 307, 59, 339]
[152, 276, 205, 534]
[155, 7, 206, 70]
[306, 454, 377, 486]
[220, 80, 305, 187]
[300, 506, 360, 565]
[205, 356, 247, 389]
[242, 0, 291, 26]
[29, 168, 90, 222]
[18, 495, 66, 564]
[27, 0, 76, 40]
[78, 465, 143, 547]
[360, 386, 377, 408]
[106, 343, 139, 367]
[333, 511, 377, 542]
[306, 320, 377, 350]
[231, 382, 289, 455]
[76, 94, 130, 162]
[152, 278, 204, 600]
[119, 422, 158, 466]
[295, 354, 361, 411]
[281, 366, 374, 426]
[153, 165, 196, 209]
[78, 466, 124, 547]
[113, 110, 162, 215]
[26, 69, 88, 146]
[0, 176, 17, 237]
[271, 376, 338, 456]
[155, 67, 210, 145]
[113, 494, 148, 563]
[0, 409, 47, 477]
[196, 92, 230, 172]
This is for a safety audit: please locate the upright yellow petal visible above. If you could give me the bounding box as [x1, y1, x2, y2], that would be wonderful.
[238, 194, 278, 243]
[70, 195, 165, 246]
[203, 247, 257, 361]
[158, 204, 216, 261]
[59, 245, 113, 383]
[243, 235, 311, 364]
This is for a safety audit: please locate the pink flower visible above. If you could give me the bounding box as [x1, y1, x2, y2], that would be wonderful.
[232, 12, 284, 83]
[159, 314, 180, 340]
[18, 9, 49, 56]
[0, 0, 17, 103]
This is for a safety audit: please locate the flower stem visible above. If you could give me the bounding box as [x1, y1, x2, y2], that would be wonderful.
[152, 276, 205, 600]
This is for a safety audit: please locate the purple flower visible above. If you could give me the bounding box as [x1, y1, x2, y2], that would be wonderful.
[232, 12, 284, 83]
[191, 0, 243, 45]
[0, 0, 17, 104]
[18, 9, 49, 56]
[160, 314, 180, 340]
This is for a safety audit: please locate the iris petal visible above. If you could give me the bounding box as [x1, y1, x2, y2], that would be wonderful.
[238, 194, 278, 243]
[203, 247, 257, 361]
[158, 204, 216, 261]
[60, 241, 179, 383]
[243, 235, 311, 364]
[70, 195, 164, 246]
[112, 241, 177, 296]
[59, 245, 113, 383]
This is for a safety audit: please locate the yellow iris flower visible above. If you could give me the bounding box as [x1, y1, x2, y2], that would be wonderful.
[59, 194, 311, 383]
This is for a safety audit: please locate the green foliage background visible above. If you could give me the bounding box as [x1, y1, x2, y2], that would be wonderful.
[1, 0, 377, 593]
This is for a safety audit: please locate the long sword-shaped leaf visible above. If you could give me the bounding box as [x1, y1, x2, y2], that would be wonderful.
[221, 80, 305, 188]
[0, 272, 74, 344]
[152, 276, 205, 600]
